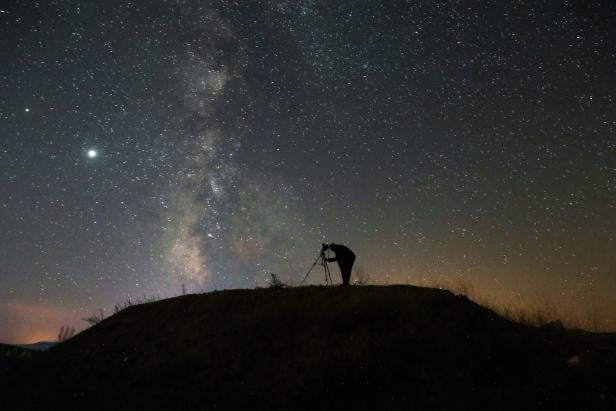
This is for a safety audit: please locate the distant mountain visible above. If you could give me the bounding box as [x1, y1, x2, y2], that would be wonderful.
[17, 341, 56, 351]
[2, 285, 616, 410]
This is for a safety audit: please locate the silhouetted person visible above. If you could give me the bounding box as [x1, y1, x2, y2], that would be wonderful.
[322, 243, 356, 286]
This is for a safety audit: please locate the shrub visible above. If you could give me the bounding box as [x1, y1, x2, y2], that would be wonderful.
[57, 326, 75, 342]
[268, 272, 287, 289]
[83, 309, 105, 326]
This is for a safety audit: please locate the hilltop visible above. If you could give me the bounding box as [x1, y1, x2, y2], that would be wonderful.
[2, 285, 615, 410]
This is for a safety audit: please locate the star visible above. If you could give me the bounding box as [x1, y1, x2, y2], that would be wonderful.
[1, 1, 614, 344]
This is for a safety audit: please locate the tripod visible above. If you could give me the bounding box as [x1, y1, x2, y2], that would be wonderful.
[299, 248, 333, 286]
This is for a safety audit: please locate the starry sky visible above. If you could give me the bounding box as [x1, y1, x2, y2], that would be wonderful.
[1, 1, 615, 343]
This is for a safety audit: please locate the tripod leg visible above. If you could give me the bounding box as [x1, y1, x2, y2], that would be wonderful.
[322, 250, 332, 285]
[299, 253, 323, 286]
[324, 262, 332, 285]
[324, 260, 328, 285]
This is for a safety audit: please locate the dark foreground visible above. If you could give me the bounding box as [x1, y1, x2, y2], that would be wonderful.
[2, 285, 615, 410]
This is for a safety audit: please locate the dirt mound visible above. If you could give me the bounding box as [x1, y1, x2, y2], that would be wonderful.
[3, 285, 616, 410]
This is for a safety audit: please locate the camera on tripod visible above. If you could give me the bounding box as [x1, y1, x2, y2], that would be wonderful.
[300, 244, 334, 286]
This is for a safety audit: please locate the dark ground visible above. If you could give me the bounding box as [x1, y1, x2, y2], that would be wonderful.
[2, 285, 615, 410]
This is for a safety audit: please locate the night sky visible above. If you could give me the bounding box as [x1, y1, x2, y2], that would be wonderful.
[1, 1, 615, 343]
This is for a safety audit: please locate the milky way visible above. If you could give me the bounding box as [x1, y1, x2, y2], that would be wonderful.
[1, 1, 615, 342]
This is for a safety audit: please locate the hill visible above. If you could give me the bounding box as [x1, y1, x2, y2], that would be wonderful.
[0, 343, 35, 378]
[2, 285, 615, 410]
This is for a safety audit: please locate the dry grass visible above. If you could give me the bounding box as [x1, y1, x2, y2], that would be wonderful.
[417, 276, 603, 331]
[113, 295, 160, 314]
[8, 285, 616, 410]
[336, 267, 605, 332]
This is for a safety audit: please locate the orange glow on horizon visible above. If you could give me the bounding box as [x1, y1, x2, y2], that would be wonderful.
[0, 300, 83, 345]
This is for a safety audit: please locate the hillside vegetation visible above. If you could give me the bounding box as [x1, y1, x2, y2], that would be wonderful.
[2, 285, 615, 410]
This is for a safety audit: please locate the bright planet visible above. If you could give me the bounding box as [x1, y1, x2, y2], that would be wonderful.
[1, 0, 615, 346]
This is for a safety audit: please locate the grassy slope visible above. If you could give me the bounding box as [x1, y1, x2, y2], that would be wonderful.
[0, 343, 35, 378]
[3, 285, 616, 410]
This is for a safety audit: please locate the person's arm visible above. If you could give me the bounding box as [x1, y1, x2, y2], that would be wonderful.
[322, 244, 337, 262]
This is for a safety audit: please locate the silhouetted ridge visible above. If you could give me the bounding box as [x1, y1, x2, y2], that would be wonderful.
[3, 285, 615, 410]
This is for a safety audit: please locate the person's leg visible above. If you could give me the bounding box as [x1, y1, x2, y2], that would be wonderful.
[344, 257, 355, 285]
[341, 263, 351, 286]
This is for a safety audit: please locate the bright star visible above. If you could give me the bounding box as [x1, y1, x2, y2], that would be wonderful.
[87, 149, 98, 158]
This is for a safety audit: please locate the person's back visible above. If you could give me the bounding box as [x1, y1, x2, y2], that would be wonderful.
[328, 244, 355, 262]
[324, 243, 356, 285]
